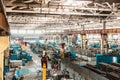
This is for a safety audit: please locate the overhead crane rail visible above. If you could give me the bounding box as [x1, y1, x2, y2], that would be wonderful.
[64, 28, 120, 34]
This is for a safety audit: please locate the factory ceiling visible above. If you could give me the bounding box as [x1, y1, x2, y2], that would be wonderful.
[3, 0, 120, 34]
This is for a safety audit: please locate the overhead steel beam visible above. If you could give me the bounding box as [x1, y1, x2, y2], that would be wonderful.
[6, 8, 119, 17]
[105, 2, 112, 9]
[0, 0, 10, 33]
[9, 6, 118, 12]
[94, 3, 106, 8]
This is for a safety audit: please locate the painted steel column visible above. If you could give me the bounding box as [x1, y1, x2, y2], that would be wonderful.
[0, 51, 4, 80]
[56, 35, 59, 44]
[54, 34, 59, 44]
[101, 21, 108, 53]
[0, 36, 9, 80]
[42, 63, 46, 80]
[59, 34, 62, 43]
[100, 39, 103, 53]
[68, 34, 73, 45]
[81, 25, 87, 50]
[53, 34, 56, 42]
[101, 34, 108, 53]
[81, 34, 87, 50]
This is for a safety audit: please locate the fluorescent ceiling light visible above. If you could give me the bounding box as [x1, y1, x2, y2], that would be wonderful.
[35, 30, 42, 34]
[117, 17, 120, 20]
[19, 30, 26, 34]
[27, 30, 34, 34]
[10, 30, 18, 34]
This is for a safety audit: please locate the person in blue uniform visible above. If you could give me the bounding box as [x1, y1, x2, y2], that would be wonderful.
[12, 74, 18, 80]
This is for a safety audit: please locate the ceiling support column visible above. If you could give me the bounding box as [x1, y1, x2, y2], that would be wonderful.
[68, 34, 73, 46]
[81, 34, 87, 50]
[100, 21, 108, 54]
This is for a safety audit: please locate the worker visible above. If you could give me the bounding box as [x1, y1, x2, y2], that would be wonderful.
[54, 64, 59, 71]
[44, 51, 49, 61]
[42, 50, 46, 56]
[41, 56, 47, 68]
[12, 73, 18, 80]
[16, 67, 22, 79]
[20, 75, 24, 80]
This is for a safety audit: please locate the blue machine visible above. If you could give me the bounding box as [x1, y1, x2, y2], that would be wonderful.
[11, 54, 18, 60]
[68, 51, 77, 59]
[4, 63, 9, 75]
[90, 43, 100, 48]
[10, 45, 32, 63]
[53, 45, 76, 60]
[96, 54, 120, 67]
[53, 50, 61, 58]
[20, 52, 28, 59]
[35, 39, 41, 46]
[65, 51, 77, 61]
[68, 45, 77, 59]
[15, 68, 29, 79]
[10, 45, 22, 54]
[109, 44, 118, 50]
[22, 59, 26, 66]
[48, 42, 56, 47]
[77, 39, 82, 44]
[10, 45, 22, 60]
[4, 44, 32, 76]
[67, 45, 73, 51]
[32, 47, 37, 53]
[12, 45, 22, 51]
[19, 51, 32, 61]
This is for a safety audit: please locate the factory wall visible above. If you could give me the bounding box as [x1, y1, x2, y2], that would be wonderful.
[0, 36, 9, 80]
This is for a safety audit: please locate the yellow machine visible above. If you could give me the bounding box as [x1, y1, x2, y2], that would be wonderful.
[61, 49, 64, 58]
[42, 63, 46, 80]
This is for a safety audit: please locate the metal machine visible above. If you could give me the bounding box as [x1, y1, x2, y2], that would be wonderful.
[9, 45, 32, 70]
